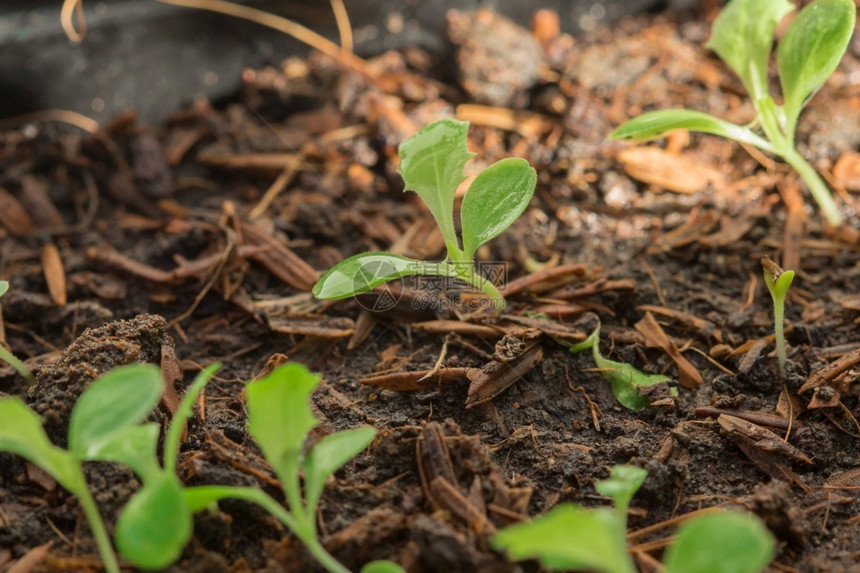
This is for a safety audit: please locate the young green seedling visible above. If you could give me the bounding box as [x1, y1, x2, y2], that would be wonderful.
[610, 0, 856, 226]
[107, 364, 220, 570]
[0, 281, 34, 384]
[313, 119, 537, 309]
[0, 364, 163, 573]
[493, 465, 775, 573]
[761, 256, 795, 377]
[180, 363, 404, 573]
[568, 321, 676, 409]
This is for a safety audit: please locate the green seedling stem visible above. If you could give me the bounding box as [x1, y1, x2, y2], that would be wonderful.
[0, 281, 34, 384]
[762, 256, 795, 377]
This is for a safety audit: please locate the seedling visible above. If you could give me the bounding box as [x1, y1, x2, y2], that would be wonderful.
[0, 281, 34, 384]
[313, 119, 537, 309]
[180, 363, 404, 573]
[610, 0, 856, 226]
[0, 364, 164, 573]
[568, 321, 677, 409]
[493, 465, 775, 573]
[761, 256, 795, 377]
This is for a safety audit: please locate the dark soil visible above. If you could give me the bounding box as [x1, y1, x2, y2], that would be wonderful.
[1, 4, 859, 572]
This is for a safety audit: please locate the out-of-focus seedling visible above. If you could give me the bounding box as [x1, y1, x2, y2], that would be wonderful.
[568, 322, 676, 409]
[493, 465, 775, 573]
[313, 119, 537, 309]
[0, 281, 34, 384]
[761, 256, 795, 377]
[610, 0, 856, 226]
[181, 363, 403, 573]
[0, 364, 163, 573]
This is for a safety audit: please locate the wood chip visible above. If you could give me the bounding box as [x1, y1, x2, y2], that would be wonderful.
[40, 244, 67, 306]
[648, 209, 720, 253]
[498, 263, 588, 297]
[799, 346, 860, 393]
[718, 414, 812, 465]
[238, 221, 319, 291]
[265, 312, 355, 338]
[456, 104, 554, 138]
[430, 476, 497, 535]
[160, 344, 183, 418]
[500, 315, 585, 341]
[636, 304, 721, 341]
[412, 320, 501, 338]
[360, 368, 470, 392]
[694, 406, 798, 430]
[466, 344, 543, 409]
[617, 147, 723, 194]
[634, 311, 703, 388]
[86, 243, 173, 282]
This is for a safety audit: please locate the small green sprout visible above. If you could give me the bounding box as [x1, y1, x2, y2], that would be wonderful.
[181, 363, 404, 573]
[568, 321, 677, 409]
[0, 281, 35, 384]
[493, 465, 775, 573]
[0, 364, 164, 573]
[313, 119, 537, 309]
[761, 256, 795, 377]
[610, 0, 856, 226]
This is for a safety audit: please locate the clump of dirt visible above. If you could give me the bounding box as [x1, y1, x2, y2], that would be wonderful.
[25, 314, 171, 445]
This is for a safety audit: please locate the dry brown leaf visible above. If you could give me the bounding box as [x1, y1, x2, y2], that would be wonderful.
[617, 147, 723, 194]
[634, 311, 703, 389]
[0, 186, 36, 236]
[648, 209, 720, 253]
[8, 542, 52, 573]
[40, 244, 67, 306]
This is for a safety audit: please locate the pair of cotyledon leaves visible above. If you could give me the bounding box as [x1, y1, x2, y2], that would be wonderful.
[313, 119, 537, 303]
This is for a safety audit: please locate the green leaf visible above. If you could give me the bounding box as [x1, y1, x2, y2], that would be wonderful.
[493, 504, 634, 573]
[594, 350, 672, 410]
[609, 110, 774, 151]
[570, 322, 673, 410]
[84, 423, 161, 482]
[303, 427, 376, 513]
[763, 269, 795, 301]
[460, 158, 537, 258]
[397, 119, 476, 250]
[0, 281, 8, 298]
[705, 0, 794, 104]
[778, 0, 856, 138]
[68, 364, 163, 458]
[595, 465, 647, 519]
[246, 363, 320, 488]
[663, 511, 775, 573]
[116, 472, 192, 570]
[360, 561, 407, 573]
[313, 252, 439, 300]
[0, 398, 83, 492]
[0, 345, 34, 385]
